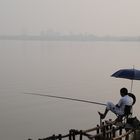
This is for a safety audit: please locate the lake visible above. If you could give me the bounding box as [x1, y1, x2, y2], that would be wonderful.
[0, 40, 140, 140]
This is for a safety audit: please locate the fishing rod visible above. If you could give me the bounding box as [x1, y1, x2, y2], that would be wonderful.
[24, 92, 107, 106]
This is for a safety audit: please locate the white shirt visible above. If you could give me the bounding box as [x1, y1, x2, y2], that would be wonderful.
[117, 95, 133, 114]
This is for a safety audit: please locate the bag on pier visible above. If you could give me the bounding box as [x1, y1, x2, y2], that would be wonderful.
[127, 117, 140, 129]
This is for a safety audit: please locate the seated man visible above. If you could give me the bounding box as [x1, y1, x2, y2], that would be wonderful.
[98, 88, 134, 120]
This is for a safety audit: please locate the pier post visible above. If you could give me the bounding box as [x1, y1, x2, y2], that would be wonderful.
[52, 134, 56, 140]
[69, 130, 72, 140]
[112, 126, 116, 138]
[79, 130, 82, 140]
[72, 130, 75, 140]
[103, 125, 106, 138]
[119, 127, 122, 135]
[102, 122, 106, 137]
[106, 124, 109, 138]
[96, 125, 100, 134]
[58, 134, 62, 140]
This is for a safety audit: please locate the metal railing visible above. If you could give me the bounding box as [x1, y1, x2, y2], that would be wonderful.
[28, 119, 137, 140]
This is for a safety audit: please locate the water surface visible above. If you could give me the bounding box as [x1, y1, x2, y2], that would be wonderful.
[0, 40, 140, 140]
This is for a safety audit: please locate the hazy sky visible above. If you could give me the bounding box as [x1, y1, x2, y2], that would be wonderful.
[0, 0, 140, 36]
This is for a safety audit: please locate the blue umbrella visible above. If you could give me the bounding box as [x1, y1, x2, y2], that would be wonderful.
[111, 68, 140, 92]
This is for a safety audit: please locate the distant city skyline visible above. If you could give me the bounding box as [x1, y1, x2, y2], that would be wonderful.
[1, 30, 140, 42]
[1, 29, 140, 37]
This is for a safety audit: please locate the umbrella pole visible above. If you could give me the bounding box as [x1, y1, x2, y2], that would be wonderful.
[130, 65, 135, 92]
[130, 80, 133, 92]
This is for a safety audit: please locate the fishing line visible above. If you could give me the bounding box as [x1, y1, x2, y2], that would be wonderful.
[24, 92, 107, 106]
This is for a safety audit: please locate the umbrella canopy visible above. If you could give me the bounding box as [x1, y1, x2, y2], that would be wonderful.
[111, 69, 140, 80]
[111, 68, 140, 92]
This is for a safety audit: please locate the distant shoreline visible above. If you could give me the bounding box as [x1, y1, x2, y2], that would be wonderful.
[0, 35, 140, 42]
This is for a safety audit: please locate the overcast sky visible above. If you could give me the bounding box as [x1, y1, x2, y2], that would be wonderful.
[0, 0, 140, 36]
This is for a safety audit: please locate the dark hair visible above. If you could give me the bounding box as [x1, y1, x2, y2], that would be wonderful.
[120, 87, 128, 95]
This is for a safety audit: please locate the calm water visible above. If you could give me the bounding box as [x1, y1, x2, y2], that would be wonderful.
[0, 40, 140, 140]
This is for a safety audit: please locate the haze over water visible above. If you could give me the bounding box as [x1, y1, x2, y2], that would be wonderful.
[1, 0, 140, 139]
[0, 40, 140, 140]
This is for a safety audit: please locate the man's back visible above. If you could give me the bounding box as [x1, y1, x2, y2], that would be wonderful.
[118, 95, 133, 114]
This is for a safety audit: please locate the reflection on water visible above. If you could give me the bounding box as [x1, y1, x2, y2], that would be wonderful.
[0, 40, 140, 140]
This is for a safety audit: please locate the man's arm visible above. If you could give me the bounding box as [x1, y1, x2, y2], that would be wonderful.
[115, 98, 123, 108]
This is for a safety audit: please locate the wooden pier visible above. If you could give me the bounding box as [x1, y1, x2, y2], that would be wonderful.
[28, 119, 140, 140]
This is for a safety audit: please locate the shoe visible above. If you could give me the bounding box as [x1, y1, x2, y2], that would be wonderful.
[98, 111, 105, 119]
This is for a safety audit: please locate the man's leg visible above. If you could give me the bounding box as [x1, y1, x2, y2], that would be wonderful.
[98, 102, 116, 119]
